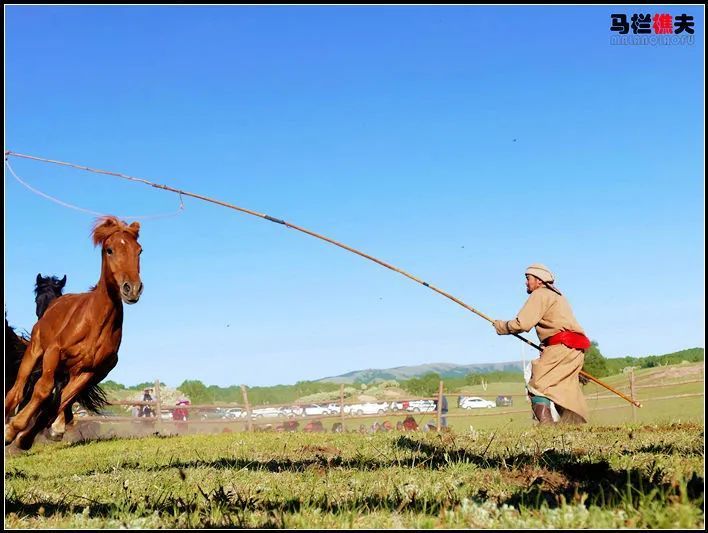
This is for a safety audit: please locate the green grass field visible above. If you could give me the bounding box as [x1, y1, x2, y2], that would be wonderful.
[5, 367, 705, 529]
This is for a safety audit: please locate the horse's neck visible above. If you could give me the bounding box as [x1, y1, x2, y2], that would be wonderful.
[91, 265, 124, 324]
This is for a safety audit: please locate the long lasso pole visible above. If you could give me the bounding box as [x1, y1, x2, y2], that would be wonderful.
[5, 150, 641, 407]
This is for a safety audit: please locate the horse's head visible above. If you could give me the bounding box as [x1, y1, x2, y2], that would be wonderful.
[34, 273, 67, 318]
[92, 216, 143, 305]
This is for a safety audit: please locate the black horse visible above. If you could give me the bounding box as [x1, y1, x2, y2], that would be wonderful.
[34, 273, 66, 319]
[5, 274, 108, 439]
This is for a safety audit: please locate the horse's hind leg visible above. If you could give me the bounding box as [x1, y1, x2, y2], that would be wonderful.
[50, 371, 99, 441]
[5, 345, 60, 446]
[47, 409, 70, 441]
[5, 334, 43, 420]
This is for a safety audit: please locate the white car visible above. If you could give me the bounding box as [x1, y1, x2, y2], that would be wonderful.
[279, 405, 304, 418]
[300, 404, 333, 417]
[223, 407, 246, 419]
[344, 402, 389, 416]
[326, 403, 343, 415]
[407, 399, 437, 413]
[251, 407, 282, 418]
[460, 397, 496, 409]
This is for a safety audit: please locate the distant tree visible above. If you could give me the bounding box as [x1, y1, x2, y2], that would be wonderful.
[582, 341, 610, 380]
[402, 372, 441, 397]
[132, 381, 157, 391]
[178, 380, 210, 404]
[100, 380, 126, 391]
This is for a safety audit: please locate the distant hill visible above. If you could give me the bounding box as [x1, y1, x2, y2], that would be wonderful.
[316, 347, 705, 385]
[316, 361, 524, 384]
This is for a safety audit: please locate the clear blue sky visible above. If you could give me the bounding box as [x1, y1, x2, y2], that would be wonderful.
[5, 6, 704, 388]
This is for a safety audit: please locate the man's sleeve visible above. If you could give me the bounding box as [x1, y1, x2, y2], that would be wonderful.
[496, 290, 549, 334]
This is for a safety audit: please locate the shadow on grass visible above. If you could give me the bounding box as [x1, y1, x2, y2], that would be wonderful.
[6, 432, 704, 522]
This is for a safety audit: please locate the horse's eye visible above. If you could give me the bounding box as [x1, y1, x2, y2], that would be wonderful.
[106, 248, 113, 255]
[139, 249, 143, 255]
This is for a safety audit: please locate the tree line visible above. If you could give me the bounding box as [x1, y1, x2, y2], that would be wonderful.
[101, 346, 703, 405]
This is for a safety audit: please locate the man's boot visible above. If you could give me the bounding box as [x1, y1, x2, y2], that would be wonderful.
[532, 402, 555, 425]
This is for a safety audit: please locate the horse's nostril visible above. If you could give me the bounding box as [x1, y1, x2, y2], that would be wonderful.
[122, 283, 131, 294]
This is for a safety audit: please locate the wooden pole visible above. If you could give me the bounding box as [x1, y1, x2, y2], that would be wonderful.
[340, 384, 345, 429]
[154, 379, 162, 433]
[630, 368, 637, 422]
[436, 380, 444, 432]
[240, 385, 252, 432]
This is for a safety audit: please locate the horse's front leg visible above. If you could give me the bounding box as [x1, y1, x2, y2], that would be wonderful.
[5, 344, 59, 446]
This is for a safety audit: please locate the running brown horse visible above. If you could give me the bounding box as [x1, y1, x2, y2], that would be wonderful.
[5, 216, 143, 449]
[5, 274, 110, 439]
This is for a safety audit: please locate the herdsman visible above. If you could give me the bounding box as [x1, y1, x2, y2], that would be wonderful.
[493, 264, 590, 424]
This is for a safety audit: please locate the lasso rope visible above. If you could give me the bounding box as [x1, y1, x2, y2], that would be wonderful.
[4, 150, 641, 407]
[5, 155, 184, 220]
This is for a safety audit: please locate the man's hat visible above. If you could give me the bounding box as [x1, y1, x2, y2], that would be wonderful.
[525, 263, 555, 283]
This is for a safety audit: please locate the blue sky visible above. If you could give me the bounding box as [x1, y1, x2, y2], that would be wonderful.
[5, 6, 704, 388]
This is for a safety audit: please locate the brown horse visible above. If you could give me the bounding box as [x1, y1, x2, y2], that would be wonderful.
[5, 216, 143, 449]
[5, 274, 110, 440]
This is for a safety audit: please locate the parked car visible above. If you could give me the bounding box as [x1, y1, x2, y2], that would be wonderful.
[326, 403, 343, 415]
[251, 407, 282, 418]
[344, 402, 389, 416]
[496, 395, 513, 407]
[389, 400, 410, 411]
[460, 397, 496, 409]
[223, 407, 246, 419]
[279, 405, 304, 418]
[407, 399, 436, 413]
[300, 404, 333, 417]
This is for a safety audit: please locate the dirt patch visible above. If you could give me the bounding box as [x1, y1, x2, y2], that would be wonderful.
[297, 444, 342, 455]
[507, 465, 571, 492]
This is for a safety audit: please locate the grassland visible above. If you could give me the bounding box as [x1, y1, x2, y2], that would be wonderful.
[5, 364, 704, 528]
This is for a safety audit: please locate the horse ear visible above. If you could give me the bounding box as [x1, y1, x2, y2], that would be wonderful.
[129, 221, 140, 238]
[60, 275, 67, 287]
[37, 273, 42, 284]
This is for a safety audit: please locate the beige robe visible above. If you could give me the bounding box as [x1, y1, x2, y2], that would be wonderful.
[495, 287, 589, 423]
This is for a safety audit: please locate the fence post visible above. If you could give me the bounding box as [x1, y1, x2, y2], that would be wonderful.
[340, 384, 345, 428]
[154, 379, 162, 433]
[241, 385, 253, 432]
[436, 380, 443, 432]
[629, 369, 637, 422]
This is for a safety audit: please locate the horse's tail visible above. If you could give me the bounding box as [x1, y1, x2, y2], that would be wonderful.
[4, 318, 29, 396]
[75, 383, 109, 414]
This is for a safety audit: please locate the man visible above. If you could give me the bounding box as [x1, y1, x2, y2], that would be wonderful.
[493, 264, 590, 425]
[439, 395, 449, 428]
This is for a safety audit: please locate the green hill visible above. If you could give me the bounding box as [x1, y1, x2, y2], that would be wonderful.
[316, 361, 524, 384]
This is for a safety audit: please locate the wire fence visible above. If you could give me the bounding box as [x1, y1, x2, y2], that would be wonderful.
[75, 369, 704, 435]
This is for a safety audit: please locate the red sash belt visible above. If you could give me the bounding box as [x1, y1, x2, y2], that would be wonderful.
[545, 331, 591, 351]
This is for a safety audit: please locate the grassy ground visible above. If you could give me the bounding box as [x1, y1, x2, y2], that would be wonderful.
[5, 420, 704, 528]
[5, 365, 704, 528]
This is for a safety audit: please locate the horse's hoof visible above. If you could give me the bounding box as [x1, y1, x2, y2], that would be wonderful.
[16, 432, 36, 450]
[5, 424, 16, 446]
[47, 428, 65, 442]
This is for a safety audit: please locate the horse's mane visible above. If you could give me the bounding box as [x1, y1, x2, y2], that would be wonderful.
[34, 275, 65, 298]
[92, 216, 140, 247]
